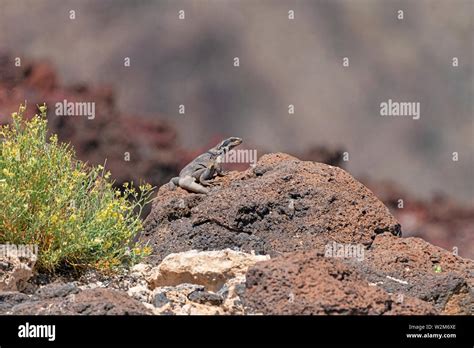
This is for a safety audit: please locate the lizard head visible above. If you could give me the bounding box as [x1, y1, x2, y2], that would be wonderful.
[216, 137, 242, 154]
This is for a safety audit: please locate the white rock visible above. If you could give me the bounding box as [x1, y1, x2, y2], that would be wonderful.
[130, 263, 152, 277]
[127, 284, 152, 303]
[147, 248, 269, 291]
[221, 275, 246, 313]
[0, 244, 37, 292]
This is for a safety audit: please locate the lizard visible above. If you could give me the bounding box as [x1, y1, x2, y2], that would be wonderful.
[168, 137, 242, 194]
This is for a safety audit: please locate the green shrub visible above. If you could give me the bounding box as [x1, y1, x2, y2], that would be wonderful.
[0, 103, 153, 272]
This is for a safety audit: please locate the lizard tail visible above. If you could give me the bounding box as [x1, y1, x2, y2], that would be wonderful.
[168, 177, 179, 190]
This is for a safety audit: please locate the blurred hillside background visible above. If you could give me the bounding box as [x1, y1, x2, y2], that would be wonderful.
[0, 0, 473, 257]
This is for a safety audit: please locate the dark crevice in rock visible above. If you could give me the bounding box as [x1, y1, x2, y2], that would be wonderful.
[192, 218, 251, 235]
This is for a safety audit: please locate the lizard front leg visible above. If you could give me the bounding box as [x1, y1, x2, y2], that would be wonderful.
[190, 166, 214, 186]
[199, 167, 215, 186]
[214, 161, 227, 176]
[191, 167, 208, 183]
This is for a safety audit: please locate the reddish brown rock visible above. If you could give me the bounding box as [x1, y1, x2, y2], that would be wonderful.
[344, 232, 474, 315]
[242, 251, 436, 315]
[141, 153, 401, 265]
[365, 180, 474, 260]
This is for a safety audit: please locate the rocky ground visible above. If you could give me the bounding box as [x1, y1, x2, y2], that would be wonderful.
[365, 180, 474, 261]
[140, 153, 402, 265]
[1, 153, 472, 315]
[1, 55, 472, 256]
[0, 56, 472, 315]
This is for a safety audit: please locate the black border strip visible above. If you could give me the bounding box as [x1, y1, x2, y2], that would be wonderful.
[0, 315, 472, 346]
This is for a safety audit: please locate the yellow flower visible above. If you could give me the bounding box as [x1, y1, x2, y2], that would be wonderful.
[38, 104, 47, 113]
[2, 168, 14, 177]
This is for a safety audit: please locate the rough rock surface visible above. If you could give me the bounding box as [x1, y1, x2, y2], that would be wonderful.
[149, 278, 246, 315]
[242, 251, 437, 315]
[366, 180, 474, 260]
[147, 249, 269, 291]
[344, 233, 473, 315]
[127, 284, 152, 303]
[1, 55, 471, 316]
[141, 153, 401, 265]
[7, 288, 152, 315]
[34, 281, 80, 299]
[0, 249, 253, 315]
[0, 247, 37, 292]
[150, 283, 225, 315]
[0, 291, 31, 312]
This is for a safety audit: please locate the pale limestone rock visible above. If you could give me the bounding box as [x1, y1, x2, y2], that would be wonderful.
[127, 284, 152, 303]
[221, 275, 246, 314]
[0, 245, 37, 292]
[130, 263, 152, 278]
[146, 249, 269, 291]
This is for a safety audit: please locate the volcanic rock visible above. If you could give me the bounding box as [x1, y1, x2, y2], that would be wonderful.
[34, 282, 80, 299]
[0, 291, 31, 312]
[242, 250, 437, 315]
[343, 232, 473, 315]
[141, 153, 401, 265]
[8, 288, 152, 315]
